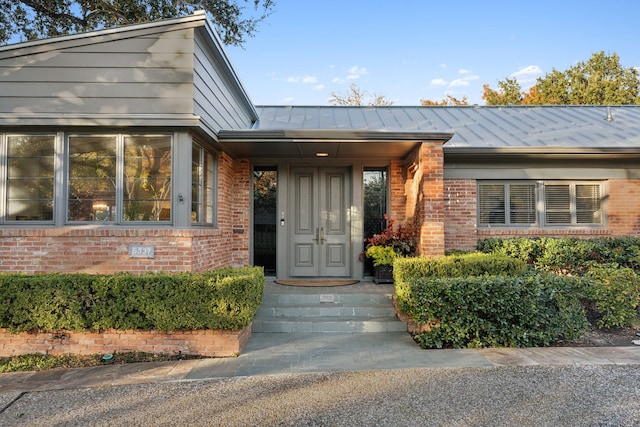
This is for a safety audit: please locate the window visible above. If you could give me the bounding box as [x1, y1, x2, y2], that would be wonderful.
[478, 181, 604, 227]
[191, 143, 215, 225]
[68, 134, 172, 223]
[479, 183, 536, 226]
[545, 183, 602, 225]
[4, 135, 55, 222]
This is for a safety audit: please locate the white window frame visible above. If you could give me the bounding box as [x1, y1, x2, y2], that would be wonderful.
[477, 180, 605, 228]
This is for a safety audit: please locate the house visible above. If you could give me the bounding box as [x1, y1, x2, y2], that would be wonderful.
[1, 12, 639, 279]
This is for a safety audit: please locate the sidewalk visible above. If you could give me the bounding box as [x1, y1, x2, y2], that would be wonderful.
[1, 330, 639, 394]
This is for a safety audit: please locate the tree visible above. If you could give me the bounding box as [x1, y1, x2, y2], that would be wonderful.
[0, 1, 275, 47]
[483, 51, 640, 105]
[481, 78, 525, 105]
[420, 95, 469, 106]
[329, 83, 394, 106]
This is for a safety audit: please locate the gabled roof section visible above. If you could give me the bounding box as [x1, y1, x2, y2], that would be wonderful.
[254, 105, 640, 152]
[0, 11, 257, 133]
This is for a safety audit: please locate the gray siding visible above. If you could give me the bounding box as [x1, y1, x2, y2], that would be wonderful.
[0, 13, 257, 134]
[0, 28, 197, 122]
[193, 29, 256, 133]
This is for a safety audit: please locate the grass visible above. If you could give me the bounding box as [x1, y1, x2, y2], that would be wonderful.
[0, 352, 203, 373]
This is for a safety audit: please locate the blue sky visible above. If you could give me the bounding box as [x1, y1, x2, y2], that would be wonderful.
[226, 0, 640, 106]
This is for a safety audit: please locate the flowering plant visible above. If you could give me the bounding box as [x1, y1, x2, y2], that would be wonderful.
[364, 215, 416, 266]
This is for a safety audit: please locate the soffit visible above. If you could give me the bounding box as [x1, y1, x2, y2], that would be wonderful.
[217, 129, 453, 159]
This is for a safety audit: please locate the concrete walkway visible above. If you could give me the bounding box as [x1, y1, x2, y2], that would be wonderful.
[1, 330, 639, 394]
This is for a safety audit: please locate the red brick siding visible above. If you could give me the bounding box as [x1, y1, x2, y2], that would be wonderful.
[444, 179, 478, 251]
[608, 179, 640, 236]
[0, 327, 251, 358]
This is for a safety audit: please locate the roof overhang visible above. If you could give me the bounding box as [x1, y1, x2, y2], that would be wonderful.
[218, 129, 454, 160]
[444, 146, 640, 160]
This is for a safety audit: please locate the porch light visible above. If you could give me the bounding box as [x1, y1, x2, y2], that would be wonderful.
[315, 152, 329, 157]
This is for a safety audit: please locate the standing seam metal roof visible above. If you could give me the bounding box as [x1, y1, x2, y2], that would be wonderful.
[253, 105, 640, 149]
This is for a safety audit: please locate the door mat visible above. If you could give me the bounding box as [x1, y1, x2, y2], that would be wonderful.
[275, 279, 360, 287]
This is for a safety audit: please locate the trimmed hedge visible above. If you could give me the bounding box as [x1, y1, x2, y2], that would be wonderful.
[393, 254, 588, 348]
[0, 266, 264, 333]
[394, 253, 527, 314]
[404, 272, 588, 349]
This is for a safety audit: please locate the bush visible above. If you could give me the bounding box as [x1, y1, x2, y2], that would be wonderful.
[477, 236, 640, 274]
[394, 253, 527, 314]
[403, 272, 588, 349]
[582, 266, 640, 328]
[0, 267, 264, 333]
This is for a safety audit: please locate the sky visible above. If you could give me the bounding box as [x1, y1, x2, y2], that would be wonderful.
[225, 0, 640, 106]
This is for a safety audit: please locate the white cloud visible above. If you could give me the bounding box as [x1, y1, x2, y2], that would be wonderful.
[511, 65, 542, 79]
[431, 78, 448, 87]
[458, 68, 471, 74]
[286, 75, 318, 84]
[282, 96, 295, 103]
[346, 74, 361, 80]
[332, 77, 344, 84]
[348, 66, 368, 75]
[449, 78, 470, 88]
[313, 84, 325, 91]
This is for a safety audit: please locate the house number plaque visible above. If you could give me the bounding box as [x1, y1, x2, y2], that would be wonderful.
[129, 244, 155, 258]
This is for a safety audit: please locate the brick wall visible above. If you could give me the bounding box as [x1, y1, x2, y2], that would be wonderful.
[443, 178, 640, 252]
[608, 179, 640, 236]
[0, 326, 252, 358]
[444, 179, 478, 251]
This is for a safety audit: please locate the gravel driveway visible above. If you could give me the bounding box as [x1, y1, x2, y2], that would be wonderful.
[2, 365, 639, 426]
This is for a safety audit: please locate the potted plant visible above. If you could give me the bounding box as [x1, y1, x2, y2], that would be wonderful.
[364, 215, 416, 284]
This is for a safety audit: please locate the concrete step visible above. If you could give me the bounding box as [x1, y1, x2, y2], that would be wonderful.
[260, 292, 394, 306]
[254, 288, 405, 334]
[252, 317, 407, 333]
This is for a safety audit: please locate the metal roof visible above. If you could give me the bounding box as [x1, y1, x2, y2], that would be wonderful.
[254, 105, 640, 151]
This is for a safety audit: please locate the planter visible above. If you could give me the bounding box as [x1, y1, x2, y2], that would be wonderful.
[374, 265, 394, 284]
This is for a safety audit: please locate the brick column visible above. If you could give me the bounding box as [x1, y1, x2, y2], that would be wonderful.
[416, 142, 445, 257]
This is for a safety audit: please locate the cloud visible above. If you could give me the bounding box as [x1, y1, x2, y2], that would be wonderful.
[510, 65, 543, 85]
[286, 75, 318, 84]
[282, 96, 295, 103]
[449, 78, 471, 88]
[448, 70, 480, 88]
[313, 84, 325, 91]
[348, 66, 368, 75]
[431, 78, 448, 87]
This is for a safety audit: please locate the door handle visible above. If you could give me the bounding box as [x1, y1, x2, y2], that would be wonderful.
[312, 227, 319, 244]
[320, 227, 325, 245]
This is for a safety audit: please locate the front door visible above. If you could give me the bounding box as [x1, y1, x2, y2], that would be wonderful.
[290, 167, 350, 277]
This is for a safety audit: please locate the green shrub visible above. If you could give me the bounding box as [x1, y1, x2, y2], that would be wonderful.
[394, 253, 527, 314]
[403, 271, 587, 349]
[477, 237, 640, 273]
[582, 266, 640, 328]
[0, 267, 264, 333]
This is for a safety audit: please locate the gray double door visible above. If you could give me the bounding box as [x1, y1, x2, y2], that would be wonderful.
[289, 167, 351, 277]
